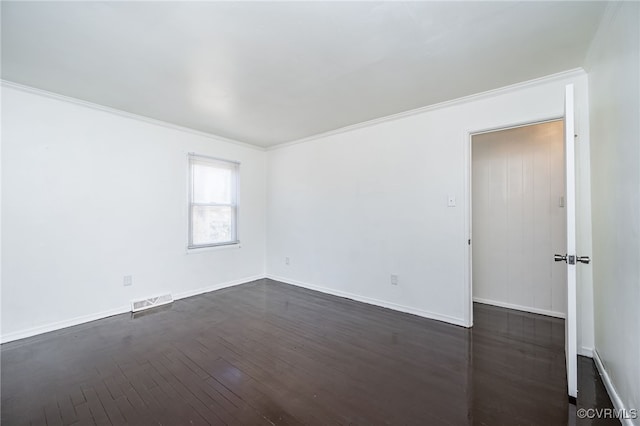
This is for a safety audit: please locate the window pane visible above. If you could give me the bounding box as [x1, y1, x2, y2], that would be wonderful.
[192, 163, 232, 204]
[192, 205, 235, 245]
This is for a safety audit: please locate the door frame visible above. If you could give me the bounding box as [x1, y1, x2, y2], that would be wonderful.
[463, 116, 564, 327]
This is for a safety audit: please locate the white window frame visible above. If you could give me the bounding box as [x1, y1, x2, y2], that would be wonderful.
[188, 153, 240, 249]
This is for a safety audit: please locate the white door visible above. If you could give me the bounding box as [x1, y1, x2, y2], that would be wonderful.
[557, 83, 589, 401]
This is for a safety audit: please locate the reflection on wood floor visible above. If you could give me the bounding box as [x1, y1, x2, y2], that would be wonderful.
[1, 279, 618, 425]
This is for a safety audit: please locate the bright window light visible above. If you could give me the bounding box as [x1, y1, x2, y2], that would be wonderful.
[188, 154, 239, 248]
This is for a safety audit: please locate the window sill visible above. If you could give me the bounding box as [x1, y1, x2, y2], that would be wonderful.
[186, 242, 241, 254]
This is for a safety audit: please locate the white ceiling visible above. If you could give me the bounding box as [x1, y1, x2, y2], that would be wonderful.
[2, 1, 606, 147]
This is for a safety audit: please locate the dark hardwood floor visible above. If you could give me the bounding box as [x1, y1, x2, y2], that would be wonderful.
[1, 279, 617, 425]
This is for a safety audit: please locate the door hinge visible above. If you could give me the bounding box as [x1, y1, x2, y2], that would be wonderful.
[468, 239, 471, 245]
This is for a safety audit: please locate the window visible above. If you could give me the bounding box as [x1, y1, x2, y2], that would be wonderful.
[188, 154, 239, 248]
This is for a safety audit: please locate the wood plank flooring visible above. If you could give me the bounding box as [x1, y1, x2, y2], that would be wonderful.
[1, 279, 618, 425]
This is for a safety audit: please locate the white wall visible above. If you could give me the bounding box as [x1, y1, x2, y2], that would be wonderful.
[2, 70, 596, 357]
[1, 84, 267, 342]
[472, 121, 567, 318]
[266, 71, 594, 355]
[586, 2, 640, 423]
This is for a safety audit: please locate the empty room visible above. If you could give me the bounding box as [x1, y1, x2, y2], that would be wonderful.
[1, 1, 638, 425]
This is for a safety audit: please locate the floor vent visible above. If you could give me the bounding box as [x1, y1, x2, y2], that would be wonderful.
[131, 294, 173, 313]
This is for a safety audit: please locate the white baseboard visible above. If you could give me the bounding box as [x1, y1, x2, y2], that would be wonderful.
[0, 305, 130, 344]
[473, 297, 566, 319]
[579, 346, 594, 358]
[0, 275, 266, 344]
[266, 274, 468, 327]
[472, 300, 594, 359]
[593, 348, 638, 426]
[173, 274, 265, 301]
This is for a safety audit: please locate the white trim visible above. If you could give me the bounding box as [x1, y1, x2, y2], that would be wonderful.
[3, 69, 586, 152]
[463, 125, 472, 328]
[188, 152, 242, 166]
[579, 346, 593, 358]
[0, 305, 130, 344]
[186, 243, 242, 254]
[465, 116, 566, 328]
[268, 68, 586, 151]
[0, 275, 265, 344]
[0, 80, 265, 152]
[266, 274, 468, 328]
[473, 298, 566, 319]
[187, 153, 240, 249]
[469, 117, 564, 138]
[172, 274, 263, 301]
[593, 349, 637, 426]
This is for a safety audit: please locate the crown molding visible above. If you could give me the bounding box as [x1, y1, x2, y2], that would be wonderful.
[267, 67, 586, 151]
[1, 80, 266, 152]
[3, 67, 586, 152]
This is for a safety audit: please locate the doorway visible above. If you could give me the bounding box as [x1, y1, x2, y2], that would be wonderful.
[470, 120, 567, 318]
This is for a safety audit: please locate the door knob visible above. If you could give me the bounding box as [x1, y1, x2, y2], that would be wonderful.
[554, 254, 567, 262]
[554, 254, 591, 264]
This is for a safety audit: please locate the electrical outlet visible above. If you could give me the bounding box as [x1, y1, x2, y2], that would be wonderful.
[123, 275, 133, 287]
[390, 274, 398, 285]
[285, 257, 290, 266]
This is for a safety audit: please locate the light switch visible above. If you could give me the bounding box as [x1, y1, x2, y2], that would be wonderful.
[448, 195, 456, 207]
